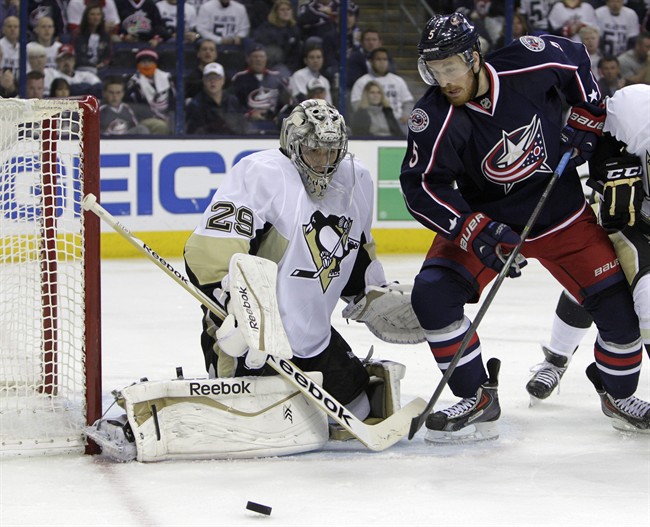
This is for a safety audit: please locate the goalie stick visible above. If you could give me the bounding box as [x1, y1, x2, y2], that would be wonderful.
[82, 194, 427, 451]
[407, 151, 573, 439]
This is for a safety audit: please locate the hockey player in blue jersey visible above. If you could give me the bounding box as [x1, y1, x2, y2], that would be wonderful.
[400, 13, 647, 443]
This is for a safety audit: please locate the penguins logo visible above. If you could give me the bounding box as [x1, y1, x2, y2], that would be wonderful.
[291, 211, 359, 292]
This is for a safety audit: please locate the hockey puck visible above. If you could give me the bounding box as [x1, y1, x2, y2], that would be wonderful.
[246, 501, 272, 516]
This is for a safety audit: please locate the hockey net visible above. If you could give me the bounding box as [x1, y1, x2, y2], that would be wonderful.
[0, 97, 101, 456]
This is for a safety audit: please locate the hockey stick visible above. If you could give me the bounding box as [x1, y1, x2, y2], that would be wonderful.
[81, 194, 228, 321]
[83, 194, 427, 451]
[407, 151, 573, 439]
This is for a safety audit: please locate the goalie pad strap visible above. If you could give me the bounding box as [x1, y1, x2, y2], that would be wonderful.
[329, 360, 406, 441]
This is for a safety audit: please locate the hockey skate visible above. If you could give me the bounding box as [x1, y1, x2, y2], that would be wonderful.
[84, 414, 137, 461]
[425, 358, 501, 444]
[586, 363, 650, 433]
[526, 346, 573, 401]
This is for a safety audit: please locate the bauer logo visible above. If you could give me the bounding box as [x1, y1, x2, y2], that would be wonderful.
[408, 108, 429, 133]
[189, 381, 252, 396]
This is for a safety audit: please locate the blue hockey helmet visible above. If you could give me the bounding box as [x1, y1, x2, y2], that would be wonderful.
[417, 13, 482, 85]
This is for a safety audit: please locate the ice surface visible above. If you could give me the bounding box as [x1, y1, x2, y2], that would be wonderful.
[1, 255, 648, 527]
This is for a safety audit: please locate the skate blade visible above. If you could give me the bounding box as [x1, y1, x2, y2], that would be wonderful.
[84, 426, 137, 462]
[424, 422, 499, 444]
[610, 418, 650, 434]
[528, 395, 542, 408]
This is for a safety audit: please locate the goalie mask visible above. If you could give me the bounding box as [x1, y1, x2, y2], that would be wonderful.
[280, 99, 348, 200]
[417, 13, 482, 87]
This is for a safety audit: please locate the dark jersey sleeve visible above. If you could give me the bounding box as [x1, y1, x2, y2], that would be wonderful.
[494, 34, 602, 107]
[399, 91, 475, 240]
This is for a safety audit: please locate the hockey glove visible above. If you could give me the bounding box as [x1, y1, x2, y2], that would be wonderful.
[215, 313, 267, 370]
[599, 157, 643, 230]
[455, 212, 527, 278]
[213, 273, 267, 370]
[561, 103, 606, 170]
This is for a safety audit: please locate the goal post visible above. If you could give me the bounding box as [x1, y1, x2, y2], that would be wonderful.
[0, 96, 102, 456]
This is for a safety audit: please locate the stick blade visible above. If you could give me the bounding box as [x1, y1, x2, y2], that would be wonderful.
[361, 397, 428, 451]
[408, 412, 428, 440]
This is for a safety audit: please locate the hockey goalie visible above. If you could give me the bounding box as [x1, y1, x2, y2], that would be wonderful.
[86, 100, 425, 461]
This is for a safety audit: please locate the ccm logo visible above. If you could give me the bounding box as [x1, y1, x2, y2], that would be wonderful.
[569, 112, 604, 131]
[606, 165, 642, 180]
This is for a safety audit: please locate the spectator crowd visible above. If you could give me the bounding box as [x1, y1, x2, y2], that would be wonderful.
[1, 0, 649, 137]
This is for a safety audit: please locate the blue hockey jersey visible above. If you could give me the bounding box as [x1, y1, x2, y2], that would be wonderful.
[400, 35, 602, 239]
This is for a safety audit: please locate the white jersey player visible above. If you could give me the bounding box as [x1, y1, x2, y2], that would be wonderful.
[526, 84, 650, 433]
[185, 99, 409, 411]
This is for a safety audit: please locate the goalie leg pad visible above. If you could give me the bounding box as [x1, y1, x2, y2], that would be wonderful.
[92, 374, 328, 462]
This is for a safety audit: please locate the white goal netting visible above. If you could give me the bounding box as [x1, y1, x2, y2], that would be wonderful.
[0, 98, 99, 456]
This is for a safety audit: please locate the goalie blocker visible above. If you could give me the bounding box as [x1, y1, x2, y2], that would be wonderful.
[85, 360, 407, 461]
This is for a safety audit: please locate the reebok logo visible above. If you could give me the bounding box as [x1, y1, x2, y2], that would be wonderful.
[143, 243, 190, 285]
[235, 286, 259, 330]
[270, 356, 354, 426]
[189, 381, 252, 395]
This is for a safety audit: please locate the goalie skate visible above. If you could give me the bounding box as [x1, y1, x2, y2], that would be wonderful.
[84, 415, 137, 462]
[425, 358, 501, 444]
[586, 363, 650, 433]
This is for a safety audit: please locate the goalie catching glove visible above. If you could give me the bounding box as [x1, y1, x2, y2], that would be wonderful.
[342, 283, 426, 344]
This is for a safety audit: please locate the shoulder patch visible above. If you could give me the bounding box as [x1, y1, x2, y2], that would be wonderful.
[519, 35, 545, 52]
[408, 108, 429, 133]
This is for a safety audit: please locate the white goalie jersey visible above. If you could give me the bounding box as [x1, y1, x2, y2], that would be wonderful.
[185, 149, 387, 359]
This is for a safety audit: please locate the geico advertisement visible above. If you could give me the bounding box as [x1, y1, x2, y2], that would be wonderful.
[1, 138, 414, 232]
[98, 138, 413, 231]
